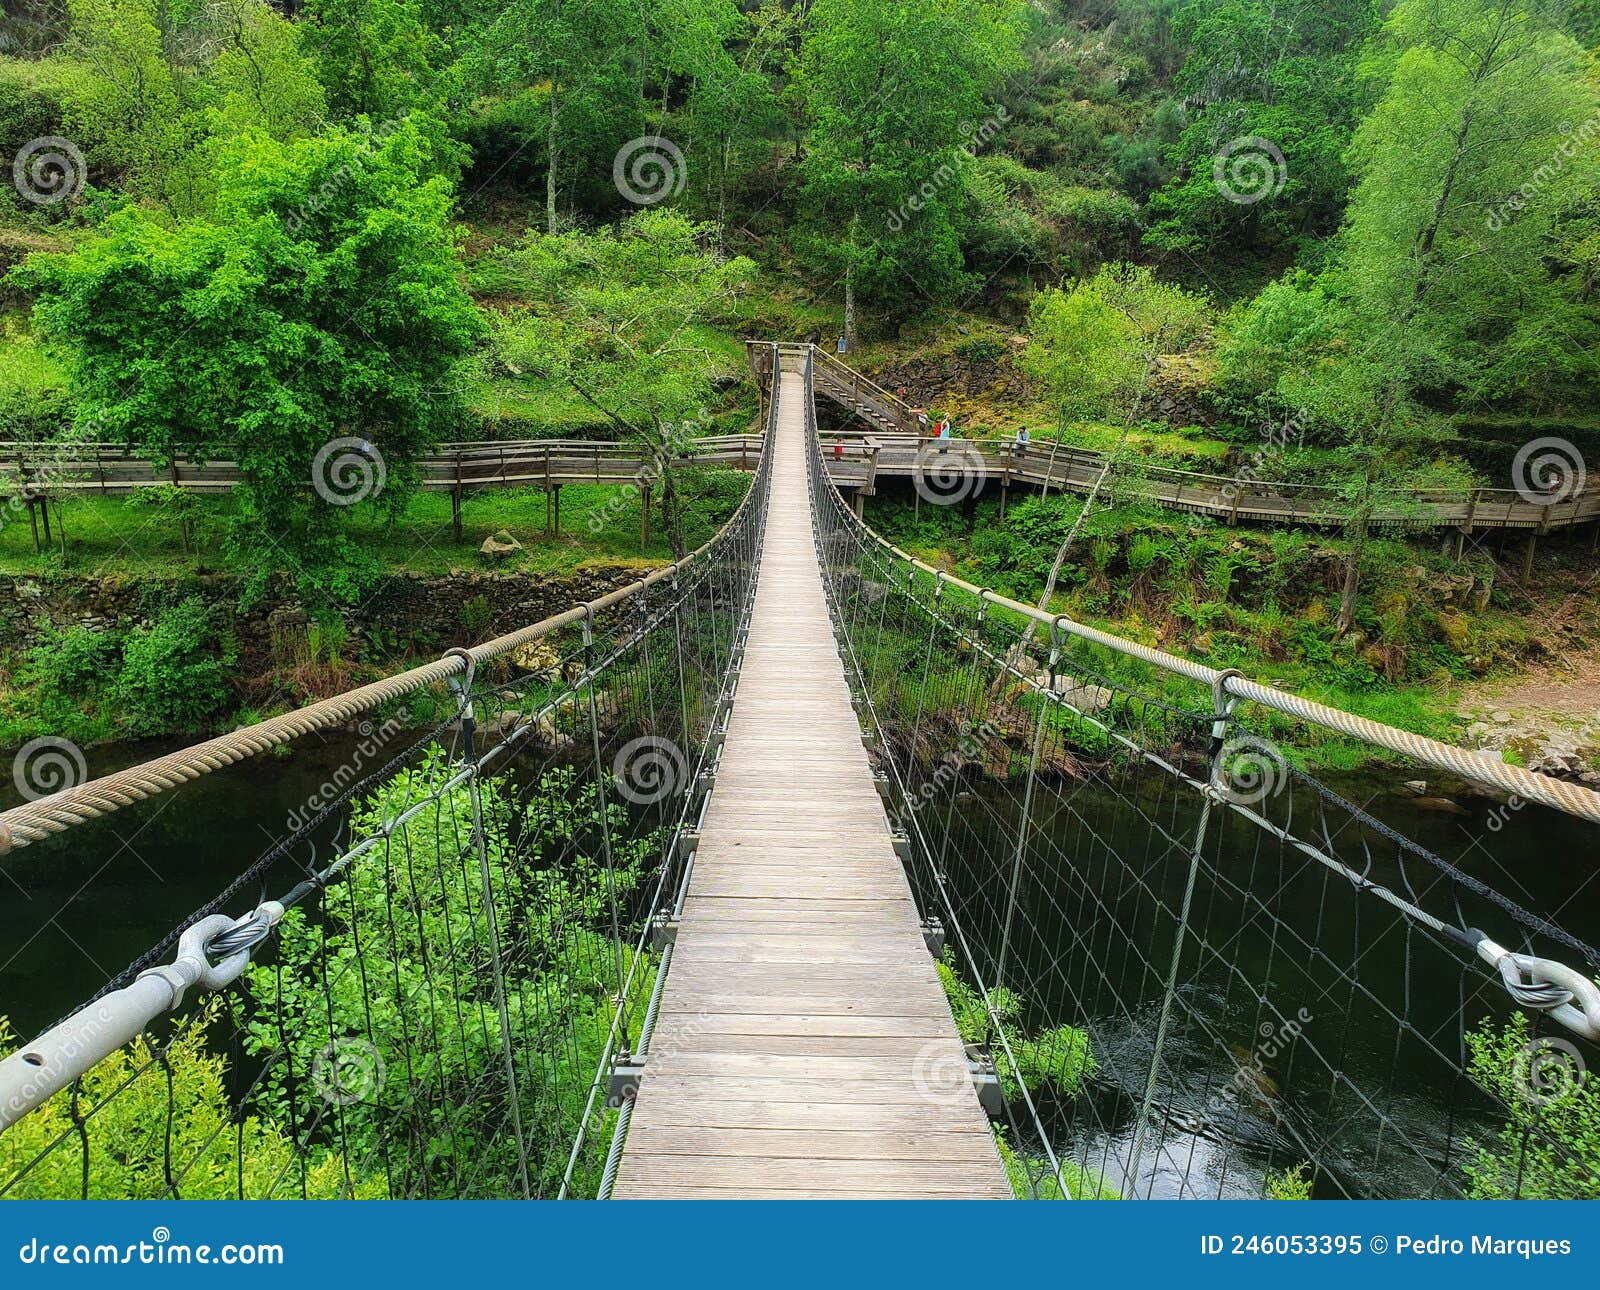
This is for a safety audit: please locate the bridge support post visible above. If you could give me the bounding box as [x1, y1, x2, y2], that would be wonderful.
[640, 483, 652, 550]
[451, 485, 463, 545]
[1521, 531, 1537, 582]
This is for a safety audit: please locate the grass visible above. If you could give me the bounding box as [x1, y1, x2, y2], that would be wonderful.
[862, 486, 1591, 772]
[0, 473, 751, 581]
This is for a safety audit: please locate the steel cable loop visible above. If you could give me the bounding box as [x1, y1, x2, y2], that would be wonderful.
[0, 432, 773, 856]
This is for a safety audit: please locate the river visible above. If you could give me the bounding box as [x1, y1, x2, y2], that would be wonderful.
[1, 734, 1593, 1198]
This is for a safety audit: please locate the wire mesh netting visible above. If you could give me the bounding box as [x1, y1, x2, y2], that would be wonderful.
[0, 434, 770, 1200]
[804, 364, 1600, 1202]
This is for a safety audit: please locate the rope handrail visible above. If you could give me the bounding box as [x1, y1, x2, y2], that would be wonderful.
[785, 341, 1600, 825]
[0, 434, 771, 857]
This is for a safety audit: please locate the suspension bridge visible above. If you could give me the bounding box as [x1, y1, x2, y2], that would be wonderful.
[0, 343, 1597, 1201]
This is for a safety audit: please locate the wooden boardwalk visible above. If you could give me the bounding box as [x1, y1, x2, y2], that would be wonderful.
[611, 362, 1011, 1199]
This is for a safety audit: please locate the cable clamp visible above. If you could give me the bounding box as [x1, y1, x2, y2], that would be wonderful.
[1476, 935, 1600, 1041]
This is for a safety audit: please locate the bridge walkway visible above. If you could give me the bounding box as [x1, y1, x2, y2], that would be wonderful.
[610, 361, 1010, 1199]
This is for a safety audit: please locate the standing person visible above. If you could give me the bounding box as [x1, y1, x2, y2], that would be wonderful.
[916, 409, 930, 440]
[833, 438, 845, 462]
[1014, 425, 1030, 457]
[937, 417, 951, 453]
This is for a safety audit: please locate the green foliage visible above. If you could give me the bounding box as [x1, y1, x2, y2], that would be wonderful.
[794, 0, 1026, 322]
[111, 596, 234, 735]
[1466, 1013, 1600, 1199]
[1025, 263, 1210, 422]
[492, 209, 753, 555]
[936, 951, 1096, 1099]
[15, 118, 482, 602]
[244, 751, 658, 1197]
[1146, 0, 1376, 262]
[1264, 1161, 1314, 1199]
[0, 1007, 375, 1199]
[993, 1124, 1121, 1199]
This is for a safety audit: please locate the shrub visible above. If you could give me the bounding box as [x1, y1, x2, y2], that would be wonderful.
[111, 596, 233, 735]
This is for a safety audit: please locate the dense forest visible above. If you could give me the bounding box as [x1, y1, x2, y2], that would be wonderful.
[0, 0, 1597, 756]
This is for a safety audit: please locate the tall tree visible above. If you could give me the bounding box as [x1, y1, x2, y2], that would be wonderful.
[794, 0, 1024, 345]
[1305, 0, 1600, 631]
[1019, 262, 1210, 635]
[491, 210, 754, 554]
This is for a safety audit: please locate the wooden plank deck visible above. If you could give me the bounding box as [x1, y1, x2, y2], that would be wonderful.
[611, 364, 1011, 1200]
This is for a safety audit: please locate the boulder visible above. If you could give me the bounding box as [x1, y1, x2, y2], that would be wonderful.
[480, 530, 522, 560]
[510, 637, 560, 676]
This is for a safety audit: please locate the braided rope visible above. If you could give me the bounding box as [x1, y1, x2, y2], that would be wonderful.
[0, 458, 767, 856]
[799, 343, 1600, 826]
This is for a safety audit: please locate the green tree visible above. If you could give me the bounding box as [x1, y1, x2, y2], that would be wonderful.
[1297, 0, 1600, 631]
[794, 0, 1025, 344]
[491, 209, 754, 555]
[297, 0, 448, 121]
[1146, 0, 1377, 262]
[1466, 1014, 1600, 1198]
[1019, 263, 1210, 629]
[470, 0, 644, 233]
[15, 120, 482, 601]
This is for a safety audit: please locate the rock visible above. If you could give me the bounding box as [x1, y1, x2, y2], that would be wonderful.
[1053, 677, 1113, 712]
[1402, 780, 1427, 796]
[1413, 796, 1469, 816]
[510, 637, 560, 675]
[480, 530, 522, 559]
[1491, 710, 1512, 724]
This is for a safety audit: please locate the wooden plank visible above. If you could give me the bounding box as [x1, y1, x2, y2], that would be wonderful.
[612, 367, 1007, 1200]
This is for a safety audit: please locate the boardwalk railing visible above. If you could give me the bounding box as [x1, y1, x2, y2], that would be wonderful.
[0, 423, 773, 1198]
[796, 338, 1600, 1199]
